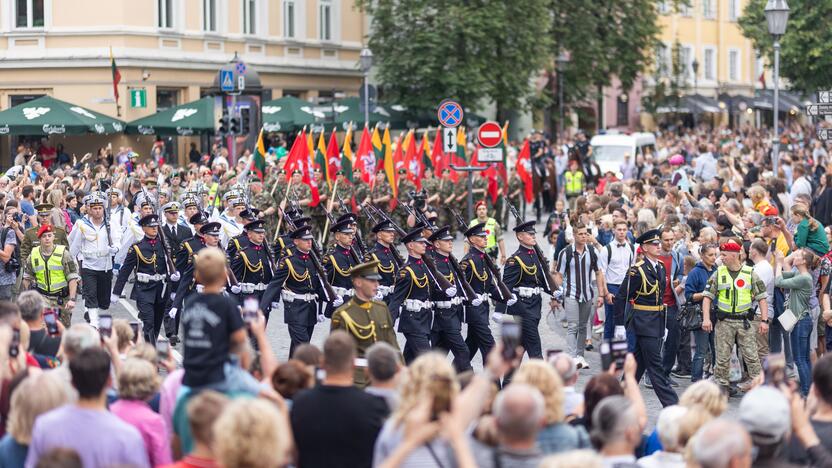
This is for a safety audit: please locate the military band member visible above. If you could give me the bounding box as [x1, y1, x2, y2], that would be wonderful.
[106, 188, 132, 247]
[160, 201, 191, 343]
[428, 226, 472, 373]
[259, 225, 342, 356]
[387, 227, 436, 364]
[226, 208, 259, 259]
[22, 224, 79, 328]
[501, 220, 547, 359]
[114, 193, 155, 268]
[111, 214, 172, 345]
[218, 197, 246, 249]
[20, 204, 69, 264]
[170, 222, 222, 316]
[230, 220, 274, 313]
[180, 197, 200, 233]
[459, 222, 498, 365]
[69, 192, 118, 328]
[331, 260, 401, 387]
[323, 219, 360, 318]
[364, 219, 400, 303]
[617, 228, 679, 407]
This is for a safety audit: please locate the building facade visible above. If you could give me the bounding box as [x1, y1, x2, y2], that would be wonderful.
[0, 0, 366, 164]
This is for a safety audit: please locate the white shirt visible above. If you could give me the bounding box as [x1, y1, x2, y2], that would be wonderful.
[790, 175, 812, 205]
[638, 451, 685, 468]
[69, 216, 115, 271]
[753, 258, 774, 318]
[693, 152, 717, 182]
[596, 239, 634, 285]
[219, 214, 242, 249]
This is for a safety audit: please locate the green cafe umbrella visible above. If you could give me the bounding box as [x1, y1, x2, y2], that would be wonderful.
[126, 97, 216, 136]
[0, 95, 125, 136]
[261, 96, 324, 133]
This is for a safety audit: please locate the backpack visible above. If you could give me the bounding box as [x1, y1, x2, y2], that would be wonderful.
[605, 241, 635, 265]
[0, 227, 20, 275]
[562, 244, 598, 292]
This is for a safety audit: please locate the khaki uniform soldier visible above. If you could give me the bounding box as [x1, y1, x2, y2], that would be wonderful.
[505, 172, 523, 225]
[286, 170, 313, 210]
[22, 225, 79, 328]
[702, 241, 768, 396]
[471, 175, 489, 208]
[20, 204, 69, 265]
[395, 168, 417, 228]
[270, 169, 290, 205]
[352, 169, 372, 239]
[331, 260, 400, 386]
[310, 168, 330, 237]
[371, 171, 393, 215]
[251, 175, 278, 241]
[331, 171, 354, 213]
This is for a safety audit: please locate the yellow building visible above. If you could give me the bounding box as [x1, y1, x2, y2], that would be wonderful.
[0, 0, 367, 165]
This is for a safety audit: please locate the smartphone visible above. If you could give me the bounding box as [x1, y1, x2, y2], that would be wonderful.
[600, 338, 628, 371]
[429, 376, 453, 421]
[242, 297, 258, 324]
[98, 314, 113, 338]
[129, 322, 141, 343]
[9, 328, 19, 358]
[764, 353, 788, 387]
[501, 317, 522, 361]
[156, 338, 170, 361]
[43, 309, 59, 336]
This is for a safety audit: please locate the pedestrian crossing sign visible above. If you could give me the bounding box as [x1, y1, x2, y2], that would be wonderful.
[220, 70, 234, 92]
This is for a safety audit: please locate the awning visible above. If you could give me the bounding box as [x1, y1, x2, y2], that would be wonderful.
[655, 94, 723, 114]
[261, 96, 324, 133]
[0, 96, 125, 136]
[125, 97, 216, 136]
[747, 90, 807, 113]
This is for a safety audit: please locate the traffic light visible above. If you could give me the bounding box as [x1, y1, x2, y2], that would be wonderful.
[230, 116, 240, 135]
[218, 109, 230, 136]
[240, 108, 251, 135]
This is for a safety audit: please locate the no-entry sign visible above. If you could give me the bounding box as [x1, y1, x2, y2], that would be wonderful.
[477, 121, 503, 148]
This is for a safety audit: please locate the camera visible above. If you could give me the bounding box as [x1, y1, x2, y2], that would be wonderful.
[409, 190, 427, 212]
[11, 213, 21, 223]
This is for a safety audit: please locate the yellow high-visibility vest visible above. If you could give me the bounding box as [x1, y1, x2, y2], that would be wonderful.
[564, 171, 584, 196]
[715, 265, 753, 314]
[31, 245, 68, 293]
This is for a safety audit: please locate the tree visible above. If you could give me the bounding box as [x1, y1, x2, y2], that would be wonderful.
[739, 0, 832, 93]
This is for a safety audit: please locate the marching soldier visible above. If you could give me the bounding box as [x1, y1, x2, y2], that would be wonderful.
[226, 208, 259, 259]
[459, 222, 498, 365]
[617, 228, 679, 407]
[353, 168, 371, 242]
[20, 204, 69, 264]
[310, 168, 330, 237]
[69, 192, 118, 328]
[260, 225, 342, 356]
[395, 168, 417, 228]
[428, 226, 471, 373]
[218, 197, 246, 249]
[230, 220, 274, 312]
[422, 167, 440, 209]
[286, 170, 313, 209]
[470, 201, 507, 265]
[22, 224, 79, 328]
[331, 170, 354, 211]
[268, 168, 288, 202]
[170, 221, 222, 317]
[371, 170, 393, 217]
[387, 227, 437, 364]
[106, 188, 132, 247]
[322, 218, 360, 317]
[364, 219, 401, 303]
[111, 214, 172, 345]
[331, 260, 401, 387]
[505, 169, 523, 225]
[160, 201, 191, 344]
[471, 174, 489, 209]
[114, 193, 155, 268]
[251, 175, 278, 241]
[501, 220, 548, 359]
[180, 196, 200, 233]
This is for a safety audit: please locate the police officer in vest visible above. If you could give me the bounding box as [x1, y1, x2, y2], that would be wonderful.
[330, 260, 401, 387]
[701, 240, 768, 397]
[617, 228, 679, 407]
[111, 214, 172, 345]
[459, 222, 499, 365]
[170, 221, 223, 318]
[501, 221, 547, 359]
[22, 224, 79, 328]
[563, 159, 585, 210]
[364, 219, 401, 303]
[230, 219, 274, 312]
[388, 227, 439, 364]
[323, 218, 360, 318]
[260, 225, 343, 356]
[428, 226, 471, 372]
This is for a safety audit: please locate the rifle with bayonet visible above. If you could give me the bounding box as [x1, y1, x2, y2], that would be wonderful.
[451, 208, 512, 302]
[362, 202, 405, 268]
[398, 201, 456, 296]
[505, 198, 557, 294]
[339, 194, 368, 258]
[142, 187, 176, 273]
[322, 203, 361, 264]
[99, 179, 115, 268]
[278, 205, 336, 303]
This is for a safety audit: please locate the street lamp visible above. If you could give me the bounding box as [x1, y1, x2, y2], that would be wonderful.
[360, 47, 374, 126]
[765, 0, 789, 176]
[691, 58, 699, 95]
[556, 52, 569, 135]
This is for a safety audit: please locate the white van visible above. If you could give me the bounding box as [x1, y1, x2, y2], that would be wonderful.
[589, 132, 656, 177]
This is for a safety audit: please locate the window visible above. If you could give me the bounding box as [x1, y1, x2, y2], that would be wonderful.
[680, 45, 693, 82]
[616, 95, 629, 127]
[203, 0, 217, 32]
[679, 2, 692, 16]
[15, 0, 44, 28]
[655, 43, 669, 77]
[704, 47, 716, 81]
[284, 0, 296, 38]
[729, 0, 740, 21]
[729, 49, 740, 81]
[658, 1, 670, 14]
[157, 0, 174, 28]
[702, 0, 715, 19]
[754, 50, 765, 81]
[156, 89, 179, 113]
[243, 0, 257, 34]
[319, 0, 332, 41]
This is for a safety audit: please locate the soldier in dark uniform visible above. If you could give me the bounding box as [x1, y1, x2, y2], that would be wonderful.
[322, 218, 360, 318]
[617, 228, 679, 407]
[364, 219, 402, 303]
[160, 201, 191, 345]
[170, 221, 222, 317]
[331, 260, 401, 387]
[230, 220, 274, 315]
[260, 225, 343, 356]
[111, 214, 171, 345]
[459, 222, 499, 365]
[428, 226, 471, 373]
[501, 220, 548, 359]
[226, 208, 259, 260]
[387, 227, 439, 364]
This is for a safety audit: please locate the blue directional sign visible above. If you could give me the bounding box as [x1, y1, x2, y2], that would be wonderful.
[437, 100, 464, 128]
[219, 70, 235, 93]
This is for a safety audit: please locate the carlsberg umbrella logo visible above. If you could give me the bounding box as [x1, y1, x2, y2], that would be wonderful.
[70, 107, 97, 119]
[262, 106, 281, 114]
[23, 107, 50, 120]
[171, 108, 197, 122]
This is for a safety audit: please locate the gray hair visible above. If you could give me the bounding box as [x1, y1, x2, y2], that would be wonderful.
[692, 419, 751, 468]
[590, 395, 638, 448]
[493, 383, 545, 443]
[550, 352, 577, 384]
[62, 324, 100, 360]
[18, 291, 45, 322]
[656, 405, 688, 452]
[366, 342, 400, 382]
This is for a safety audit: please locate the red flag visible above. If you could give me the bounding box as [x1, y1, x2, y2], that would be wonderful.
[516, 139, 534, 203]
[109, 47, 121, 102]
[326, 129, 340, 180]
[404, 130, 421, 189]
[283, 129, 319, 206]
[392, 134, 405, 186]
[354, 126, 375, 183]
[759, 70, 767, 90]
[431, 130, 446, 174]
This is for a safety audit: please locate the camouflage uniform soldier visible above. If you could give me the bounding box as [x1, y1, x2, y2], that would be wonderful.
[452, 174, 469, 236]
[285, 170, 313, 210]
[331, 171, 354, 215]
[250, 176, 278, 241]
[395, 168, 417, 229]
[505, 171, 524, 225]
[270, 169, 289, 206]
[422, 167, 440, 209]
[471, 174, 489, 209]
[310, 168, 330, 237]
[438, 168, 457, 234]
[371, 171, 394, 216]
[352, 169, 372, 241]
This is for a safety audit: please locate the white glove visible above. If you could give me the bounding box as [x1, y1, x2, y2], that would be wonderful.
[614, 325, 627, 340]
[113, 268, 120, 277]
[170, 271, 180, 282]
[491, 312, 505, 324]
[317, 313, 326, 323]
[168, 308, 178, 319]
[108, 246, 119, 255]
[445, 287, 457, 297]
[471, 297, 483, 307]
[110, 294, 120, 304]
[231, 284, 241, 294]
[271, 302, 280, 310]
[507, 294, 518, 306]
[333, 296, 344, 308]
[373, 292, 383, 301]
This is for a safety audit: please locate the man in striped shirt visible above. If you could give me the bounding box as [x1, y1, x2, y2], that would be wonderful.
[555, 223, 606, 369]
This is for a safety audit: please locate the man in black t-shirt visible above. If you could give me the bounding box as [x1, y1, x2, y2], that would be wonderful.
[181, 247, 246, 388]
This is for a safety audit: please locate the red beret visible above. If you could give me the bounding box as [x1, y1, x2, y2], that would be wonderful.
[37, 224, 53, 238]
[720, 241, 741, 252]
[475, 200, 486, 210]
[762, 205, 779, 217]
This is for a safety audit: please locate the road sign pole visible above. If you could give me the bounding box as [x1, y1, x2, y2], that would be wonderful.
[229, 94, 237, 163]
[773, 40, 781, 177]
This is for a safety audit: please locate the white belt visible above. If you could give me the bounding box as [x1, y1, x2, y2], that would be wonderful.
[332, 286, 354, 297]
[377, 285, 394, 297]
[404, 299, 432, 311]
[83, 249, 110, 258]
[435, 297, 464, 309]
[136, 273, 165, 283]
[475, 293, 488, 302]
[239, 282, 268, 293]
[515, 286, 541, 298]
[282, 290, 318, 302]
